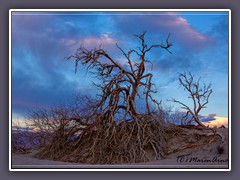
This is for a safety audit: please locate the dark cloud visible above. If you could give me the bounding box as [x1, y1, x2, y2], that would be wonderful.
[199, 114, 216, 122]
[168, 112, 216, 124]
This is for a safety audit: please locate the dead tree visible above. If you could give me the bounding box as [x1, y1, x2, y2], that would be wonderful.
[28, 40, 224, 164]
[68, 32, 172, 124]
[172, 72, 212, 127]
[33, 32, 175, 164]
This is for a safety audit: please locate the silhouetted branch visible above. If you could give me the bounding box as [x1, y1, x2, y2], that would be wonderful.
[68, 31, 173, 123]
[172, 72, 212, 127]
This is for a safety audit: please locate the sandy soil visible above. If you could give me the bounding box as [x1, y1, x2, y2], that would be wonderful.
[11, 128, 229, 169]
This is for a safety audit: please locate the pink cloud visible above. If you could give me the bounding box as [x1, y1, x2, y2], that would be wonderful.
[156, 14, 213, 49]
[82, 34, 116, 48]
[114, 13, 214, 50]
[59, 34, 117, 52]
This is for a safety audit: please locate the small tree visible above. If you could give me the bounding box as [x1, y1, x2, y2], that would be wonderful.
[172, 72, 212, 127]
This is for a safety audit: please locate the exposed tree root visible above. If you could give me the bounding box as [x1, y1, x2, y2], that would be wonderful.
[35, 115, 170, 164]
[33, 116, 226, 165]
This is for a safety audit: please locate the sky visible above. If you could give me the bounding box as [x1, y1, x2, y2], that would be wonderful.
[11, 10, 230, 125]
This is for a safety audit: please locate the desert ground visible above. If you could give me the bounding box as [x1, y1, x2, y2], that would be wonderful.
[11, 128, 229, 170]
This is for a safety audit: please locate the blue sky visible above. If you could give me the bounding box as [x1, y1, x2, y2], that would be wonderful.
[11, 11, 229, 124]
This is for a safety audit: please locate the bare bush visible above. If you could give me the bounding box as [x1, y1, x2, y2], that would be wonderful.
[12, 121, 38, 153]
[172, 72, 212, 127]
[35, 113, 169, 164]
[26, 95, 97, 146]
[27, 95, 171, 164]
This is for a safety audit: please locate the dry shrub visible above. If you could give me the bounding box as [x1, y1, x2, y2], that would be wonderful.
[12, 121, 33, 154]
[30, 102, 224, 164]
[14, 102, 224, 164]
[12, 132, 31, 154]
[35, 113, 168, 164]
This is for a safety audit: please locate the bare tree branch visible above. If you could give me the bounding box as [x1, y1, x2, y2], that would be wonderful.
[172, 72, 212, 127]
[68, 31, 173, 123]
